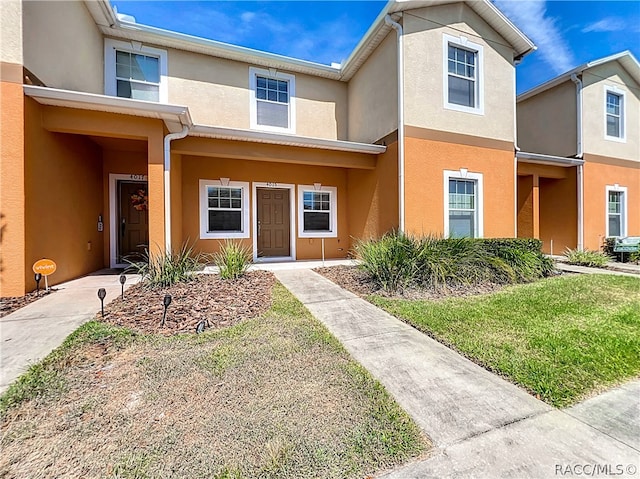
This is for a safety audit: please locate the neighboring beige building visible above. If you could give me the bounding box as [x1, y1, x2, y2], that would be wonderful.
[517, 52, 640, 253]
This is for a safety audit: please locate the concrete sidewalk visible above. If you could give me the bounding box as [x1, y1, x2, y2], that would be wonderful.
[275, 269, 640, 479]
[0, 271, 139, 394]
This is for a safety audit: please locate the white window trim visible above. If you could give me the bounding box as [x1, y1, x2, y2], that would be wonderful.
[443, 169, 484, 238]
[297, 185, 337, 239]
[605, 184, 627, 238]
[249, 66, 296, 134]
[603, 85, 626, 143]
[199, 179, 250, 239]
[252, 182, 296, 263]
[104, 38, 168, 103]
[442, 33, 484, 115]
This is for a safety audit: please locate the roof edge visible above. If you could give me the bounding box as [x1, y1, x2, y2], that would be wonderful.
[516, 151, 584, 167]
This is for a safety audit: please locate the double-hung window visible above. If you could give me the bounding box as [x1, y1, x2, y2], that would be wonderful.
[606, 185, 627, 238]
[250, 67, 296, 133]
[297, 186, 337, 238]
[199, 180, 250, 239]
[444, 170, 483, 238]
[105, 39, 167, 102]
[443, 34, 483, 114]
[605, 87, 625, 141]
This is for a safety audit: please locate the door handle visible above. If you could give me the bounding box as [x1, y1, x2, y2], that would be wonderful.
[258, 220, 261, 236]
[121, 218, 126, 237]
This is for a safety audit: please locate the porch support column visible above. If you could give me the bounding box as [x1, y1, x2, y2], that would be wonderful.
[532, 174, 540, 239]
[0, 78, 26, 296]
[147, 132, 165, 256]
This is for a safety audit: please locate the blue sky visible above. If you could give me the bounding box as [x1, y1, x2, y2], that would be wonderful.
[111, 0, 640, 94]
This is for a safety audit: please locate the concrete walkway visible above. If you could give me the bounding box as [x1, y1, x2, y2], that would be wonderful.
[275, 269, 640, 479]
[0, 271, 139, 394]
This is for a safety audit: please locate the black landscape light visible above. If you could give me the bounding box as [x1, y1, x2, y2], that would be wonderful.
[98, 288, 107, 317]
[196, 320, 206, 334]
[34, 273, 42, 296]
[119, 274, 126, 300]
[161, 294, 172, 327]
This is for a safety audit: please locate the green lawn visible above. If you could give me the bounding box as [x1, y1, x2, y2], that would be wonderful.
[1, 284, 427, 479]
[371, 274, 640, 407]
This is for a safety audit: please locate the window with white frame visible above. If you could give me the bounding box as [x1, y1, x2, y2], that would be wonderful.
[105, 39, 167, 102]
[444, 170, 483, 238]
[249, 67, 296, 133]
[605, 87, 625, 141]
[443, 34, 483, 114]
[297, 186, 337, 238]
[199, 180, 250, 239]
[606, 185, 627, 238]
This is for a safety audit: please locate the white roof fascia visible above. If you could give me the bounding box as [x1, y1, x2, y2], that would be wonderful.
[24, 85, 193, 129]
[518, 51, 640, 102]
[190, 125, 386, 155]
[516, 151, 584, 167]
[84, 0, 118, 28]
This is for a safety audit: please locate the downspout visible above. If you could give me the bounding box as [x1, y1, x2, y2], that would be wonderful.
[570, 73, 584, 250]
[164, 126, 190, 254]
[513, 60, 521, 238]
[385, 14, 405, 233]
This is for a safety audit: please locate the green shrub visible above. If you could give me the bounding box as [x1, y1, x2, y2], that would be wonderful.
[213, 240, 253, 279]
[630, 251, 640, 264]
[127, 242, 204, 288]
[564, 248, 611, 268]
[355, 231, 419, 292]
[356, 233, 554, 292]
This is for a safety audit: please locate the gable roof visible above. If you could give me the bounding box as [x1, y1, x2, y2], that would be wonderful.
[85, 0, 534, 82]
[518, 51, 640, 102]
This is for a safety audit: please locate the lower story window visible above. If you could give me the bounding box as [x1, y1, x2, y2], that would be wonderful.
[443, 170, 483, 238]
[606, 186, 627, 238]
[298, 186, 337, 238]
[199, 180, 250, 239]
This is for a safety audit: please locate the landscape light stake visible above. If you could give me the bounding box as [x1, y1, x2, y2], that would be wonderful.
[119, 274, 126, 300]
[34, 273, 42, 296]
[162, 294, 172, 327]
[98, 288, 107, 317]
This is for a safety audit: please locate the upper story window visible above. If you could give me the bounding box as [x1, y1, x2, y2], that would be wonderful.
[443, 34, 484, 115]
[105, 39, 168, 103]
[249, 67, 296, 134]
[604, 87, 625, 142]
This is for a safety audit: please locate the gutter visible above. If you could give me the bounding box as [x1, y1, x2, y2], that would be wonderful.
[385, 14, 405, 233]
[164, 126, 190, 254]
[570, 73, 584, 250]
[516, 151, 584, 167]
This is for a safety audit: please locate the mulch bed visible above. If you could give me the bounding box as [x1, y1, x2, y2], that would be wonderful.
[0, 290, 56, 318]
[315, 265, 507, 300]
[101, 271, 275, 335]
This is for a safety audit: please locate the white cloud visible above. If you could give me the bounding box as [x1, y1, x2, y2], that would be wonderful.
[582, 17, 637, 33]
[494, 0, 575, 74]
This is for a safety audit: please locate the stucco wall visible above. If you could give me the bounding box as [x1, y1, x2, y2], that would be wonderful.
[403, 4, 515, 143]
[166, 48, 347, 139]
[517, 80, 578, 157]
[582, 63, 640, 162]
[24, 99, 105, 289]
[583, 155, 640, 250]
[23, 1, 103, 93]
[403, 135, 516, 237]
[539, 172, 577, 254]
[1, 0, 22, 65]
[181, 156, 351, 259]
[347, 33, 398, 144]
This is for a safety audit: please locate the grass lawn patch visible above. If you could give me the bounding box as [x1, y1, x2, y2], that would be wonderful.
[371, 274, 640, 407]
[1, 283, 427, 478]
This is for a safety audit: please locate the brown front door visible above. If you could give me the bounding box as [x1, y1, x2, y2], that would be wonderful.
[118, 181, 149, 263]
[257, 188, 290, 257]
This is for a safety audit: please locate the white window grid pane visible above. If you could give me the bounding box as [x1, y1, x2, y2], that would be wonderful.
[207, 187, 243, 211]
[608, 192, 622, 213]
[448, 180, 476, 211]
[256, 75, 288, 105]
[115, 50, 160, 85]
[303, 191, 331, 212]
[448, 46, 476, 80]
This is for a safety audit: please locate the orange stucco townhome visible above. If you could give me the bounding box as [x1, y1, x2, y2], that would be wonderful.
[2, 0, 539, 297]
[516, 52, 640, 254]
